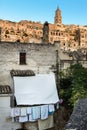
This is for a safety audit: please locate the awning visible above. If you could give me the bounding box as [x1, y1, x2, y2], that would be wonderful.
[13, 73, 59, 105]
[10, 70, 35, 77]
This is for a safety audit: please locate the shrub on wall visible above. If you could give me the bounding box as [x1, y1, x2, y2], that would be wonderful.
[59, 63, 87, 109]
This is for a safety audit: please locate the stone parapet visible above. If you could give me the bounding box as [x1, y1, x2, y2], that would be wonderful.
[64, 98, 87, 130]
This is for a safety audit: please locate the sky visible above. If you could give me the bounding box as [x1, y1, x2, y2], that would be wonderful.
[0, 0, 87, 25]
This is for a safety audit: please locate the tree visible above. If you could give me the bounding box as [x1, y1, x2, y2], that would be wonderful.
[69, 63, 87, 107]
[59, 63, 87, 109]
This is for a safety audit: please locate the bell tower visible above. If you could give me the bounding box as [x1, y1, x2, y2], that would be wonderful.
[54, 7, 62, 24]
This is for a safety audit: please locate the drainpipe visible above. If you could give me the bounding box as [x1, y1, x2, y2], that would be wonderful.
[10, 73, 15, 108]
[56, 50, 60, 89]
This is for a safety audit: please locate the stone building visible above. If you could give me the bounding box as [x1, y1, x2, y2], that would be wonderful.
[0, 41, 87, 130]
[0, 40, 76, 130]
[0, 41, 60, 130]
[0, 7, 87, 52]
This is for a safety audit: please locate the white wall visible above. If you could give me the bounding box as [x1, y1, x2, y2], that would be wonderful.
[0, 96, 21, 130]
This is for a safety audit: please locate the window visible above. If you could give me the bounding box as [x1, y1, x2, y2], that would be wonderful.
[20, 52, 26, 65]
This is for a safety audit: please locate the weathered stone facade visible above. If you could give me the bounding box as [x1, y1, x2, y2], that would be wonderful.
[0, 7, 87, 52]
[0, 42, 59, 84]
[0, 42, 59, 130]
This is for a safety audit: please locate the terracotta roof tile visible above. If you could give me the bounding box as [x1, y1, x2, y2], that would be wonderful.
[10, 70, 35, 77]
[0, 85, 12, 94]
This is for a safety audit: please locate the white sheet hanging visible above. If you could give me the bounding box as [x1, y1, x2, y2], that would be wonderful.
[14, 73, 59, 105]
[38, 115, 54, 130]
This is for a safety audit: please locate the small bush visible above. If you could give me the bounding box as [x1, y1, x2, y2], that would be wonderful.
[59, 63, 87, 109]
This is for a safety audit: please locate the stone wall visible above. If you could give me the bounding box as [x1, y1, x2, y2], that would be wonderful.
[64, 98, 87, 130]
[0, 42, 59, 87]
[0, 95, 22, 130]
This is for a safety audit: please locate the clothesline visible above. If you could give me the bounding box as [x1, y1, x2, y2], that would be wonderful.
[10, 103, 59, 122]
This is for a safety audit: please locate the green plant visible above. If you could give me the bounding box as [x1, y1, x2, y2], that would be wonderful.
[59, 63, 87, 109]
